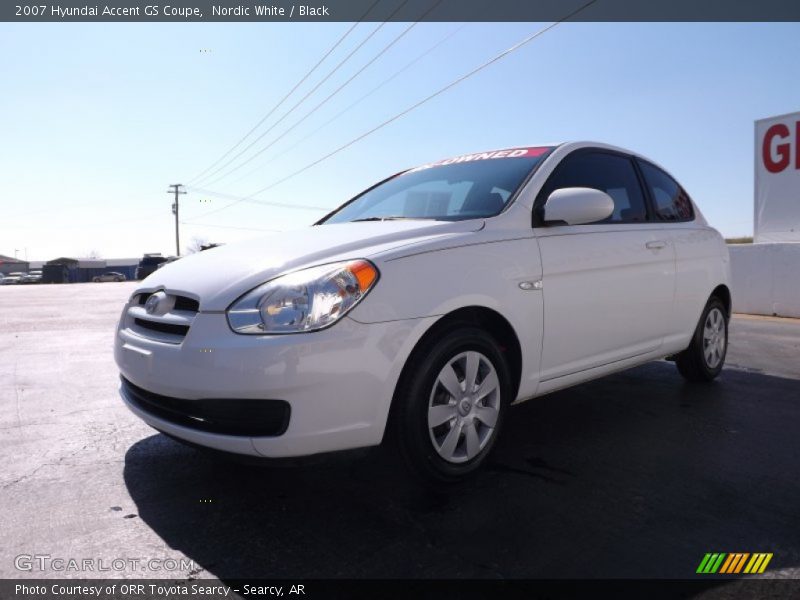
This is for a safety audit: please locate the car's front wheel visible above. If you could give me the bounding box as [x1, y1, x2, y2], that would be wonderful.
[390, 326, 511, 484]
[675, 296, 728, 382]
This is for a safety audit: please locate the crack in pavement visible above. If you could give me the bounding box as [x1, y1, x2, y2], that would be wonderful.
[2, 443, 89, 489]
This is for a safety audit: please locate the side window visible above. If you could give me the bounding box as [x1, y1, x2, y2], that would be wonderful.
[638, 161, 695, 222]
[539, 151, 648, 224]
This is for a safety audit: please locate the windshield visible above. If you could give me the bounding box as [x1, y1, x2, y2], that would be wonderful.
[321, 147, 552, 224]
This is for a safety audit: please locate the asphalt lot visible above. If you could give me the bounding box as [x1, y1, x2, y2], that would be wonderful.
[1, 282, 799, 582]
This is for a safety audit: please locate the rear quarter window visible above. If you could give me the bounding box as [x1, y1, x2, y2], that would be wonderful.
[638, 161, 695, 222]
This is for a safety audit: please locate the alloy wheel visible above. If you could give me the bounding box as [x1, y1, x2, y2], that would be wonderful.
[703, 307, 726, 369]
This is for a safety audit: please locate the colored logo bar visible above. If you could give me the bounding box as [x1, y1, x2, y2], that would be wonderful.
[697, 553, 773, 574]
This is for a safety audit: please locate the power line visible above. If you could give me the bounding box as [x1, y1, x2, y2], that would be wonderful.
[245, 0, 597, 199]
[200, 1, 442, 188]
[183, 198, 249, 222]
[223, 23, 467, 189]
[194, 0, 597, 219]
[186, 28, 354, 185]
[180, 185, 328, 223]
[186, 1, 381, 185]
[192, 0, 399, 188]
[184, 186, 327, 210]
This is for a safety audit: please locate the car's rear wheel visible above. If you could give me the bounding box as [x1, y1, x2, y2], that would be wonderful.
[675, 296, 728, 382]
[390, 326, 511, 485]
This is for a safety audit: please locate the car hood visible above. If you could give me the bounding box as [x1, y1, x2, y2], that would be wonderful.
[139, 219, 483, 311]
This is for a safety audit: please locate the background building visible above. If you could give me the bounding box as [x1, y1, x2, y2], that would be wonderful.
[0, 254, 29, 275]
[42, 258, 106, 283]
[40, 257, 139, 283]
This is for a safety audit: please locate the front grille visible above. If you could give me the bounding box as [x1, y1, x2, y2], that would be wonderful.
[128, 290, 199, 343]
[137, 292, 199, 313]
[174, 296, 200, 312]
[134, 318, 190, 337]
[121, 377, 290, 437]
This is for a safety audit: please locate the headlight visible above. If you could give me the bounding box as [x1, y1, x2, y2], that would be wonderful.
[227, 259, 379, 334]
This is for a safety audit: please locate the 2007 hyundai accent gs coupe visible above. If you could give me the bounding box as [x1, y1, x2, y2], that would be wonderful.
[116, 141, 731, 483]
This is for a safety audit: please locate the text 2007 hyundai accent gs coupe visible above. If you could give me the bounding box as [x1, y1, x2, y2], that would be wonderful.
[116, 141, 731, 482]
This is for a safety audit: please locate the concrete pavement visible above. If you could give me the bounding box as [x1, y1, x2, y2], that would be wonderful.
[1, 283, 798, 580]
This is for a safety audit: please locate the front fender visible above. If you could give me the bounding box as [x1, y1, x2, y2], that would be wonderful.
[349, 237, 544, 400]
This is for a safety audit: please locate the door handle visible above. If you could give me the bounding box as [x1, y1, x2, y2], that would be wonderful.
[646, 240, 667, 250]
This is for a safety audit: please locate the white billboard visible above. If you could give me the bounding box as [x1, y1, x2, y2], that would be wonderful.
[755, 111, 800, 243]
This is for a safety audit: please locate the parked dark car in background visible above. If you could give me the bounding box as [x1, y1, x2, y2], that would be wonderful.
[135, 254, 167, 280]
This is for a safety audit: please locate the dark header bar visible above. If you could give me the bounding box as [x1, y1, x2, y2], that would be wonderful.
[4, 0, 800, 23]
[5, 579, 800, 600]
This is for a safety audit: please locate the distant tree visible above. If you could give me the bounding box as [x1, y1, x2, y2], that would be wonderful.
[85, 249, 102, 259]
[186, 236, 210, 254]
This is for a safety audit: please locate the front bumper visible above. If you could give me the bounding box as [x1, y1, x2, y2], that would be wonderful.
[115, 308, 436, 458]
[121, 377, 291, 436]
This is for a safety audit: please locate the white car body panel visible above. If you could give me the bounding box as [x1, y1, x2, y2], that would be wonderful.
[140, 220, 483, 311]
[668, 224, 732, 350]
[351, 232, 545, 401]
[117, 313, 438, 456]
[114, 141, 731, 458]
[534, 222, 676, 382]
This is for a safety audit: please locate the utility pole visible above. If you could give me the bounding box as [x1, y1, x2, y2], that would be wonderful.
[167, 184, 186, 256]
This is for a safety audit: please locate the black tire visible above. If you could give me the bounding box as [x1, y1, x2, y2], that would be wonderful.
[389, 325, 512, 485]
[675, 296, 728, 382]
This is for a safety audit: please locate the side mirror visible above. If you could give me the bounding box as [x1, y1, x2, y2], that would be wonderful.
[543, 187, 615, 226]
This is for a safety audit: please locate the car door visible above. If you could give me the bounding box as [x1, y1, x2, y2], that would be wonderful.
[533, 149, 676, 383]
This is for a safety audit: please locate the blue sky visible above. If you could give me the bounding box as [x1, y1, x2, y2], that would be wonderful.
[1, 21, 798, 260]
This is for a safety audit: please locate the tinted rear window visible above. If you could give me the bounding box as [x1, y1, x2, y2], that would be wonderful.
[638, 161, 695, 222]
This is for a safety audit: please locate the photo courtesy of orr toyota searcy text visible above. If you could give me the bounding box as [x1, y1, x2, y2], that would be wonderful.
[14, 584, 243, 597]
[117, 141, 731, 484]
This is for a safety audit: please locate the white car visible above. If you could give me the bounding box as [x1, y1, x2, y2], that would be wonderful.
[21, 270, 42, 284]
[93, 271, 127, 283]
[115, 142, 731, 483]
[0, 272, 25, 285]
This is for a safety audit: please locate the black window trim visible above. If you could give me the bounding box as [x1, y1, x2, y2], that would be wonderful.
[532, 147, 654, 228]
[634, 158, 696, 223]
